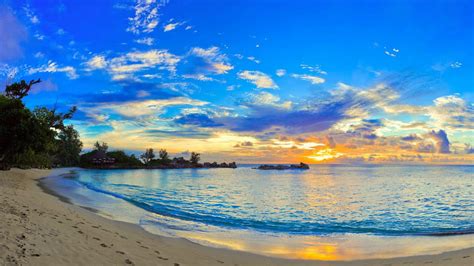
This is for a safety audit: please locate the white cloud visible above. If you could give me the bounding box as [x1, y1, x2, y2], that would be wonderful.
[276, 69, 286, 77]
[238, 70, 278, 89]
[84, 97, 208, 118]
[164, 21, 184, 32]
[185, 47, 233, 78]
[86, 49, 180, 80]
[34, 33, 45, 40]
[28, 61, 78, 79]
[227, 85, 240, 91]
[431, 95, 473, 130]
[23, 5, 40, 24]
[85, 55, 107, 70]
[34, 52, 45, 58]
[127, 0, 169, 34]
[291, 74, 325, 84]
[247, 56, 260, 64]
[245, 91, 292, 109]
[182, 73, 215, 81]
[384, 47, 399, 57]
[134, 37, 154, 45]
[384, 51, 396, 57]
[450, 61, 462, 68]
[300, 64, 327, 75]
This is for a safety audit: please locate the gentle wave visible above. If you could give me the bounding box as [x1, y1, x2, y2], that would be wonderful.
[72, 165, 474, 236]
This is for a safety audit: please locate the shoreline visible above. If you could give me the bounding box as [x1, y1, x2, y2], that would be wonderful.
[0, 168, 472, 265]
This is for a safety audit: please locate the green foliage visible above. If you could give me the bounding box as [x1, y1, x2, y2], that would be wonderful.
[79, 148, 143, 168]
[93, 141, 109, 153]
[141, 148, 155, 165]
[0, 79, 82, 169]
[159, 149, 169, 161]
[5, 79, 40, 99]
[190, 152, 201, 165]
[55, 125, 83, 167]
[106, 150, 142, 167]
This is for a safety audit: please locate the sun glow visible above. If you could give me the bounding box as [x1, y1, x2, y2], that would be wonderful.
[307, 148, 343, 162]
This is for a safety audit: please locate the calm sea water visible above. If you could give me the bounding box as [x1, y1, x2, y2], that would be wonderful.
[44, 165, 474, 259]
[67, 165, 473, 235]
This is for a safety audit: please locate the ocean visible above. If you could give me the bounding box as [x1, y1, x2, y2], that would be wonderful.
[43, 164, 474, 260]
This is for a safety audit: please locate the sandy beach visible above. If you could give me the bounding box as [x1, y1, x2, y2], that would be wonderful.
[0, 168, 472, 266]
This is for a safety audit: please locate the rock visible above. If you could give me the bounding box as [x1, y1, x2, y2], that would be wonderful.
[257, 162, 309, 170]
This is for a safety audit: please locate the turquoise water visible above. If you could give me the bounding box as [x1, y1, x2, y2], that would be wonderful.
[64, 165, 473, 236]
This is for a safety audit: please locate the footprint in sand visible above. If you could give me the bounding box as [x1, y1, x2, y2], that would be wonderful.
[124, 258, 134, 264]
[93, 237, 100, 241]
[100, 243, 108, 248]
[116, 251, 125, 255]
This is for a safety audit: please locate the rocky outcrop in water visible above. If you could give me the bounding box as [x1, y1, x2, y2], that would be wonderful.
[257, 162, 309, 170]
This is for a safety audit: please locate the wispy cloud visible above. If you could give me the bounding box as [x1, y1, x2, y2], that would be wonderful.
[28, 60, 78, 79]
[275, 69, 286, 77]
[23, 5, 40, 24]
[384, 48, 399, 57]
[181, 46, 233, 80]
[291, 74, 325, 84]
[85, 55, 107, 70]
[238, 70, 278, 89]
[163, 20, 185, 32]
[85, 49, 180, 80]
[134, 37, 154, 45]
[300, 64, 327, 75]
[127, 0, 169, 34]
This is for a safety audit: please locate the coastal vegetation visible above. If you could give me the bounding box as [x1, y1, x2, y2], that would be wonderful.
[0, 79, 235, 171]
[80, 144, 237, 169]
[0, 79, 82, 170]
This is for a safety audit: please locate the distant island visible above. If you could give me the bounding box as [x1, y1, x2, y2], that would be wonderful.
[80, 142, 237, 170]
[257, 163, 309, 170]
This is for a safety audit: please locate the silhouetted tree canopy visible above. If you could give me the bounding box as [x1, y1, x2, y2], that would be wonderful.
[190, 152, 200, 165]
[0, 79, 82, 170]
[5, 79, 40, 99]
[93, 141, 109, 153]
[141, 148, 155, 164]
[159, 149, 169, 161]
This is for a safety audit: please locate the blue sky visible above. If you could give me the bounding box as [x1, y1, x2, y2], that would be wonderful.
[1, 0, 473, 163]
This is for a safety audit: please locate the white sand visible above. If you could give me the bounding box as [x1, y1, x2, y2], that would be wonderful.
[0, 168, 472, 265]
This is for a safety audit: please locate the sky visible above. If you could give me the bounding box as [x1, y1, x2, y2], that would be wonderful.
[0, 0, 473, 164]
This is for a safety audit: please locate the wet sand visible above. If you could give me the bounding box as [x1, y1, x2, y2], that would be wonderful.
[0, 168, 472, 265]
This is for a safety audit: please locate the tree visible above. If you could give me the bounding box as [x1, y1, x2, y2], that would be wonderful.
[141, 148, 155, 165]
[5, 79, 41, 99]
[0, 78, 79, 169]
[190, 152, 200, 165]
[159, 149, 169, 161]
[33, 106, 77, 131]
[93, 141, 108, 153]
[55, 125, 83, 166]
